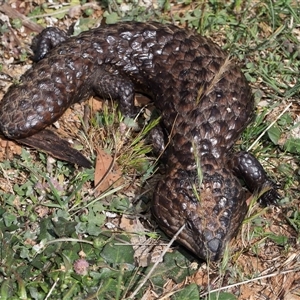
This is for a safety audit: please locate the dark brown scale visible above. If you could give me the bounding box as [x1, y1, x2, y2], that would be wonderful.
[0, 22, 279, 261]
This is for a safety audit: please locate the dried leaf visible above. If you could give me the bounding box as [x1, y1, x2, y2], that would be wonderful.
[94, 148, 123, 193]
[89, 97, 103, 113]
[120, 216, 164, 267]
[0, 139, 22, 161]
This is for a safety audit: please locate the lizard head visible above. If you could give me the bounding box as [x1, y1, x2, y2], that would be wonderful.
[152, 168, 249, 261]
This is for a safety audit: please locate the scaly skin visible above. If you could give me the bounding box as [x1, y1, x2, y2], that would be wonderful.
[0, 22, 279, 261]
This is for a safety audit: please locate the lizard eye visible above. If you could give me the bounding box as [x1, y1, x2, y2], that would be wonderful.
[186, 220, 193, 231]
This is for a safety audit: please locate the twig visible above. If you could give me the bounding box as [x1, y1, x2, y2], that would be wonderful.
[0, 3, 43, 33]
[200, 267, 299, 297]
[45, 278, 59, 300]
